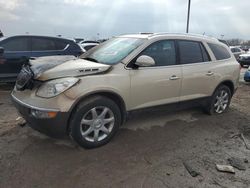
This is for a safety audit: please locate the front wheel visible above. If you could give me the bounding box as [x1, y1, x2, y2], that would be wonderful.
[205, 85, 232, 115]
[69, 96, 121, 149]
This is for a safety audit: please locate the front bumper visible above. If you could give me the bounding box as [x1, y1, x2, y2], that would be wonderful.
[11, 94, 70, 138]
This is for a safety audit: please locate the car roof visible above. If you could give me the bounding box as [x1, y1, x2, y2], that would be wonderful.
[1, 35, 75, 42]
[119, 32, 221, 44]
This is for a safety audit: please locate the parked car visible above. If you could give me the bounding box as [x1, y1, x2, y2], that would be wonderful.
[244, 67, 250, 82]
[240, 46, 249, 52]
[12, 33, 240, 148]
[230, 46, 245, 60]
[0, 35, 83, 82]
[238, 51, 250, 67]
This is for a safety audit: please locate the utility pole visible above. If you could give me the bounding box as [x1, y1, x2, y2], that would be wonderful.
[186, 0, 191, 33]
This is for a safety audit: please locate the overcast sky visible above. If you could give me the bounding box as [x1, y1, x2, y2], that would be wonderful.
[0, 0, 249, 40]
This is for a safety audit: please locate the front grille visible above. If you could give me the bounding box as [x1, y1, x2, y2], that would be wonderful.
[16, 66, 34, 90]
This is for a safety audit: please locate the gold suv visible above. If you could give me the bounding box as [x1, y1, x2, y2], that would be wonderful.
[12, 33, 240, 148]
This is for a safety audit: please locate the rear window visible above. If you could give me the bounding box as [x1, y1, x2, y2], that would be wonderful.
[54, 40, 68, 50]
[208, 43, 231, 60]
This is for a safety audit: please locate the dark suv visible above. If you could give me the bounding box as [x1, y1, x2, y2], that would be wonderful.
[0, 35, 83, 82]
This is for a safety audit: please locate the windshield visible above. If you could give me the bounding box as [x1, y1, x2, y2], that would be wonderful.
[82, 37, 145, 64]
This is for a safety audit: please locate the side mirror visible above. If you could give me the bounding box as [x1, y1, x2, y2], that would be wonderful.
[0, 47, 4, 55]
[135, 55, 155, 67]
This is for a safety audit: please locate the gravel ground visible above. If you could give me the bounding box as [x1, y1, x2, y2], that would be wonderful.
[0, 69, 250, 188]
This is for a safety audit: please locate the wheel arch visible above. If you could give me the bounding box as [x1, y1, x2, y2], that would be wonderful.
[214, 80, 235, 96]
[67, 90, 127, 132]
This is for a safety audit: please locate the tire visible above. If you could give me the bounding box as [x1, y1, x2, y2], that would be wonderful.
[69, 96, 121, 149]
[205, 85, 232, 115]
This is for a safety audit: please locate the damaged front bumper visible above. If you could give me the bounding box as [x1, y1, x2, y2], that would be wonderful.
[11, 93, 70, 138]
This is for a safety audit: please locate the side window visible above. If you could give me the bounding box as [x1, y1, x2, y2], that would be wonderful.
[1, 37, 30, 51]
[140, 40, 176, 66]
[178, 40, 204, 64]
[208, 43, 231, 60]
[32, 38, 56, 51]
[54, 40, 68, 50]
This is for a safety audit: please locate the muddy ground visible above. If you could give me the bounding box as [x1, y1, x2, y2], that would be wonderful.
[0, 69, 250, 188]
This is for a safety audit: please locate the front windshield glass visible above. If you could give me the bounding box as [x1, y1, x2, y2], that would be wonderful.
[82, 37, 145, 64]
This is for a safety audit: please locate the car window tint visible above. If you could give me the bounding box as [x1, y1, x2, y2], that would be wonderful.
[208, 43, 231, 60]
[1, 37, 30, 51]
[178, 40, 203, 64]
[32, 38, 56, 51]
[55, 40, 68, 50]
[140, 40, 176, 66]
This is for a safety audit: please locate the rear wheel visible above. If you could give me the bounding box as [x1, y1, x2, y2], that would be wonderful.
[205, 85, 232, 115]
[69, 96, 121, 149]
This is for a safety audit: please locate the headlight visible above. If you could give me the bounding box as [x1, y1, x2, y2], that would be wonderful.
[36, 77, 79, 98]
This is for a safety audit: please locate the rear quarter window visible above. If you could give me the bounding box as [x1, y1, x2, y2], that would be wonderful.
[208, 43, 231, 60]
[54, 40, 68, 50]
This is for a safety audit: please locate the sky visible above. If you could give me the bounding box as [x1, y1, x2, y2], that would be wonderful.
[0, 0, 250, 40]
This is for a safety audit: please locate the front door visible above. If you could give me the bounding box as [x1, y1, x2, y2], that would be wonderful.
[129, 40, 182, 110]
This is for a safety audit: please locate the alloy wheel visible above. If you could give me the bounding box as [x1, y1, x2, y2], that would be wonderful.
[214, 89, 229, 114]
[80, 106, 115, 142]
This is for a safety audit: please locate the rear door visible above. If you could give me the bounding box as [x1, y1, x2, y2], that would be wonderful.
[129, 40, 182, 110]
[178, 40, 215, 101]
[0, 36, 31, 79]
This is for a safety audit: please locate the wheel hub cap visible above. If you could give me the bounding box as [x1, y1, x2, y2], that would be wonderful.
[94, 119, 102, 129]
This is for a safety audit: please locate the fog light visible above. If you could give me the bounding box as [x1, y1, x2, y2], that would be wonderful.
[31, 109, 57, 118]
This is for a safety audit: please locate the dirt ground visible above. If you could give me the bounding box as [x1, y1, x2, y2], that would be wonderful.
[0, 69, 250, 188]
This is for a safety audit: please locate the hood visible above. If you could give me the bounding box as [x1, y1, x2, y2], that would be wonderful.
[30, 55, 77, 78]
[30, 56, 111, 81]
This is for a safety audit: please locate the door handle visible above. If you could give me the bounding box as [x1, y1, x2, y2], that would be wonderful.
[169, 75, 180, 80]
[206, 71, 214, 76]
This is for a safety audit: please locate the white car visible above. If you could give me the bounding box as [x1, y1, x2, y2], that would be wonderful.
[239, 50, 250, 67]
[230, 46, 245, 60]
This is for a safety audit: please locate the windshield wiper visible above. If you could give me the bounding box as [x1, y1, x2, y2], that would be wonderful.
[83, 57, 99, 63]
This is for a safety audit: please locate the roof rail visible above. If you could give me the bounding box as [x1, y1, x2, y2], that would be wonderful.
[149, 32, 219, 41]
[139, 32, 154, 35]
